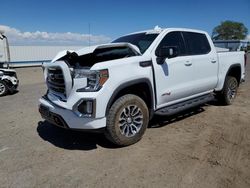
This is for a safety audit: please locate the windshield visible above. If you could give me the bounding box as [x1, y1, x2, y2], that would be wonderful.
[112, 33, 159, 54]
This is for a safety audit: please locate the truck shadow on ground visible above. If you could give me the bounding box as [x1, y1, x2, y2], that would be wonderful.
[37, 105, 208, 151]
[37, 121, 117, 150]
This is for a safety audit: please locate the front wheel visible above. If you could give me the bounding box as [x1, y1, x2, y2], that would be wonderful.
[0, 80, 8, 96]
[105, 94, 149, 146]
[217, 76, 238, 105]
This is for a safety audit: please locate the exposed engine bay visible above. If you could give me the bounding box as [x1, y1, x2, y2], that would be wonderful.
[53, 43, 141, 69]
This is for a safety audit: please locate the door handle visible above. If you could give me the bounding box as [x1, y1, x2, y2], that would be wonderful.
[211, 60, 217, 63]
[184, 61, 192, 66]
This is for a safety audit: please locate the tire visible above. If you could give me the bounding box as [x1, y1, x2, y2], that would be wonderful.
[105, 94, 149, 146]
[0, 80, 8, 96]
[218, 76, 238, 105]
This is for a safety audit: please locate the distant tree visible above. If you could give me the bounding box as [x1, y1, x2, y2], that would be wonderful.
[212, 20, 248, 40]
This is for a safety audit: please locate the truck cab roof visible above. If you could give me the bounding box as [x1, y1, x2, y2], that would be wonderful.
[124, 26, 208, 37]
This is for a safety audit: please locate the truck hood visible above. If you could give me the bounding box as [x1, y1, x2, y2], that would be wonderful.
[52, 42, 141, 63]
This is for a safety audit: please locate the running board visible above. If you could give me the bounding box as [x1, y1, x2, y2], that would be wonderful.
[155, 94, 214, 116]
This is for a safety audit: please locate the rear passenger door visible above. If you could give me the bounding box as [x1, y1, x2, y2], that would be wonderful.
[182, 32, 218, 94]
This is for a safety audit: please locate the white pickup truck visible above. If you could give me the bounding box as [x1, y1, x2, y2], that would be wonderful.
[39, 27, 246, 146]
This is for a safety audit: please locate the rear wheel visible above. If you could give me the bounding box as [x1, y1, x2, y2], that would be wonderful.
[0, 80, 8, 96]
[105, 94, 149, 146]
[218, 76, 238, 105]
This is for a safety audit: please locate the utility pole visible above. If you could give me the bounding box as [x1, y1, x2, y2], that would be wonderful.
[88, 23, 91, 47]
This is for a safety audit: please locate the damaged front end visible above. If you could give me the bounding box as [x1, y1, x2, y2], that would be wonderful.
[43, 43, 141, 100]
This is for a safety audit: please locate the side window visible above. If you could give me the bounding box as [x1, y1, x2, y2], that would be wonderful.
[183, 32, 211, 55]
[157, 31, 186, 56]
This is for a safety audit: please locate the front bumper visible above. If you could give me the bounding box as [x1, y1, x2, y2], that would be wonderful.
[39, 97, 106, 130]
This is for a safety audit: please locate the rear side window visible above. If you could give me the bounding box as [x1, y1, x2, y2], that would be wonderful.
[183, 32, 211, 55]
[156, 31, 186, 56]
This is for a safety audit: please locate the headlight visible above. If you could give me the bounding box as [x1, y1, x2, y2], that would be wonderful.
[75, 69, 109, 92]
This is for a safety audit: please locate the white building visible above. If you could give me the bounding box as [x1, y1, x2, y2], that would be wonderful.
[0, 45, 84, 67]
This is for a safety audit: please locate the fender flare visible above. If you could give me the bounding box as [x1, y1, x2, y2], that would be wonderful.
[226, 63, 241, 77]
[105, 78, 155, 117]
[225, 63, 242, 84]
[216, 63, 242, 92]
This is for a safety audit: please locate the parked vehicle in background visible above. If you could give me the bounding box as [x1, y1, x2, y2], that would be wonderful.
[0, 31, 19, 96]
[39, 27, 246, 146]
[0, 68, 19, 96]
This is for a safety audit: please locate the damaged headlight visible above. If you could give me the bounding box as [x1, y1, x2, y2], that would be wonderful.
[74, 69, 109, 92]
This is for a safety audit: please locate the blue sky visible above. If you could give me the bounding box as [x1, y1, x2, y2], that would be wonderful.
[0, 0, 249, 45]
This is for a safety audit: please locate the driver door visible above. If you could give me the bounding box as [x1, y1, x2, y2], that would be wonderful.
[152, 31, 196, 109]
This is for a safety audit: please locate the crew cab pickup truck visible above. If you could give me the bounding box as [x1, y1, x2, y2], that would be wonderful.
[39, 27, 246, 146]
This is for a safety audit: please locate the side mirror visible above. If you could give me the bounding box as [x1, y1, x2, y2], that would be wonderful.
[0, 71, 3, 77]
[156, 46, 178, 60]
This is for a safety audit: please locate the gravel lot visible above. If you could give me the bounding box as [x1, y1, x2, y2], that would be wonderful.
[0, 57, 250, 188]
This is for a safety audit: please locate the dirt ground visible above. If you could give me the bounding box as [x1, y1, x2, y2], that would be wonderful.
[0, 57, 250, 188]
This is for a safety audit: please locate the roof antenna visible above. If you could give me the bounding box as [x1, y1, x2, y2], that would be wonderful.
[154, 25, 161, 31]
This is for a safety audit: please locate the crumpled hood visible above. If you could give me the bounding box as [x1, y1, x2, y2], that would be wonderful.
[51, 42, 141, 63]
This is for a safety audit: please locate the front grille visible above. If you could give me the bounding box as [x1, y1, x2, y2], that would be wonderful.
[47, 67, 65, 95]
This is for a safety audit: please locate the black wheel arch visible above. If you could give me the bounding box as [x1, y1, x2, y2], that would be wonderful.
[225, 64, 241, 85]
[105, 78, 155, 119]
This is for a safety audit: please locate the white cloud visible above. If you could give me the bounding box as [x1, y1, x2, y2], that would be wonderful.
[0, 25, 111, 46]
